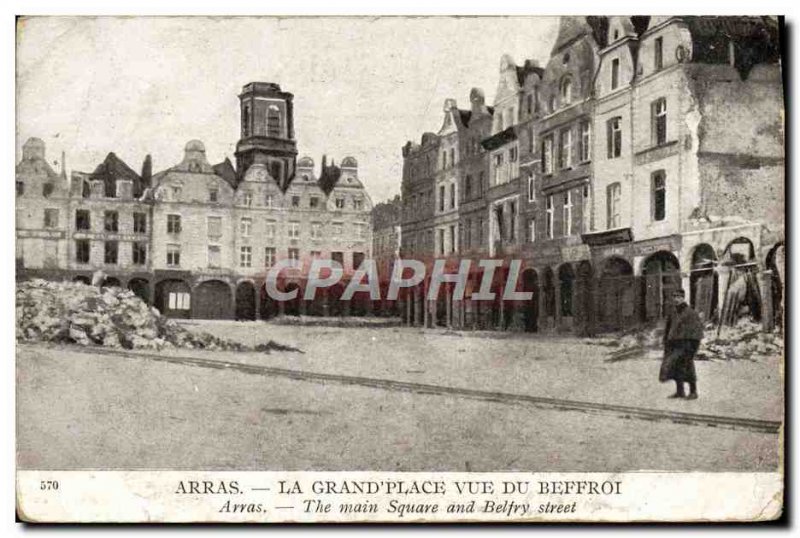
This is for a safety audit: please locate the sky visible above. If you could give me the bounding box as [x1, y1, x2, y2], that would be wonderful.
[16, 16, 558, 204]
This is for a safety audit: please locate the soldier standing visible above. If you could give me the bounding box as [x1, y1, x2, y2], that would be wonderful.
[659, 288, 704, 400]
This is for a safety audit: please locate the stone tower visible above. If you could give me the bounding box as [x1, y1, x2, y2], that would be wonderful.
[234, 82, 298, 190]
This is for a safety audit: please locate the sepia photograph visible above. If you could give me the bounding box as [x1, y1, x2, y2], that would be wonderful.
[13, 12, 785, 523]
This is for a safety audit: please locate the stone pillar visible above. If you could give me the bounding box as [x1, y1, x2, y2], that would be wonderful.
[538, 278, 547, 333]
[415, 286, 423, 327]
[554, 280, 562, 332]
[405, 290, 412, 326]
[759, 270, 774, 331]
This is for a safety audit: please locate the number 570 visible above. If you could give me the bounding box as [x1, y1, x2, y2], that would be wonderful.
[40, 480, 59, 491]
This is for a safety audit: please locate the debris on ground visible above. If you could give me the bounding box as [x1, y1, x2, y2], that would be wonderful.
[598, 319, 783, 362]
[696, 319, 783, 361]
[16, 279, 295, 352]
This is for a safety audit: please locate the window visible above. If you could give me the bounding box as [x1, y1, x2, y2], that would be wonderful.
[558, 128, 572, 169]
[582, 184, 591, 233]
[652, 98, 667, 145]
[270, 162, 282, 183]
[207, 245, 221, 268]
[75, 209, 91, 231]
[166, 244, 181, 267]
[477, 217, 484, 246]
[654, 37, 664, 71]
[652, 171, 666, 221]
[240, 246, 252, 267]
[579, 121, 591, 162]
[288, 221, 300, 239]
[437, 229, 445, 256]
[206, 216, 222, 239]
[450, 148, 455, 168]
[44, 208, 59, 229]
[563, 190, 573, 237]
[104, 241, 118, 264]
[549, 95, 556, 113]
[449, 183, 456, 209]
[528, 219, 536, 242]
[311, 222, 322, 239]
[464, 175, 473, 200]
[542, 135, 554, 174]
[168, 292, 190, 311]
[208, 188, 218, 202]
[546, 195, 554, 239]
[353, 198, 364, 211]
[242, 191, 253, 207]
[493, 153, 504, 184]
[167, 214, 181, 234]
[528, 127, 535, 153]
[75, 239, 90, 263]
[288, 248, 300, 261]
[527, 174, 536, 202]
[267, 105, 281, 137]
[439, 185, 445, 212]
[335, 197, 345, 210]
[331, 251, 344, 265]
[611, 58, 620, 90]
[265, 194, 275, 208]
[509, 146, 518, 163]
[291, 195, 300, 208]
[560, 77, 573, 106]
[16, 181, 24, 196]
[240, 217, 252, 237]
[310, 196, 320, 209]
[607, 183, 622, 229]
[104, 211, 118, 232]
[354, 222, 366, 239]
[265, 220, 276, 238]
[171, 185, 182, 202]
[264, 247, 276, 267]
[133, 242, 147, 265]
[509, 202, 517, 242]
[42, 183, 54, 198]
[81, 180, 91, 198]
[242, 103, 251, 137]
[332, 222, 343, 236]
[526, 94, 533, 116]
[105, 179, 117, 198]
[353, 252, 365, 269]
[449, 225, 457, 254]
[607, 118, 622, 159]
[133, 212, 147, 233]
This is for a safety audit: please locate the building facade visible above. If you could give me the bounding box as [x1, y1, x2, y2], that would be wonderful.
[398, 16, 784, 334]
[16, 82, 374, 320]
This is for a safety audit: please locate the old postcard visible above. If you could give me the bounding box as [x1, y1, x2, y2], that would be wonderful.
[14, 15, 784, 523]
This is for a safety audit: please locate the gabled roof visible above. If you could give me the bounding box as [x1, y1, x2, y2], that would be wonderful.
[90, 152, 141, 183]
[458, 109, 472, 126]
[516, 61, 544, 85]
[481, 126, 517, 151]
[212, 158, 238, 188]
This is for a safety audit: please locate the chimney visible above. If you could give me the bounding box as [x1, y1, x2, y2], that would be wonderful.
[60, 151, 67, 179]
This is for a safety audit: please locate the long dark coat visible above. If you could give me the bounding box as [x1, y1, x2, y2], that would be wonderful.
[659, 302, 704, 383]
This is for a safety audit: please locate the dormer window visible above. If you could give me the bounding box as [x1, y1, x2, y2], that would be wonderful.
[42, 183, 54, 198]
[267, 105, 281, 138]
[171, 185, 182, 202]
[560, 77, 573, 106]
[613, 29, 619, 40]
[335, 197, 345, 210]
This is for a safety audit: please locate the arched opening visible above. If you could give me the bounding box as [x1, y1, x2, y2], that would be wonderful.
[720, 237, 760, 324]
[235, 281, 256, 321]
[690, 244, 718, 322]
[558, 264, 576, 321]
[598, 257, 634, 331]
[73, 275, 91, 285]
[766, 243, 785, 329]
[542, 267, 556, 328]
[102, 277, 121, 288]
[128, 278, 150, 304]
[154, 279, 191, 319]
[260, 284, 280, 320]
[642, 251, 682, 321]
[575, 261, 594, 335]
[521, 268, 539, 332]
[283, 282, 301, 316]
[267, 105, 282, 138]
[194, 280, 231, 320]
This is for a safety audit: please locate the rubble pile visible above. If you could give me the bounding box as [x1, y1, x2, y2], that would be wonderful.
[16, 279, 270, 352]
[696, 319, 784, 361]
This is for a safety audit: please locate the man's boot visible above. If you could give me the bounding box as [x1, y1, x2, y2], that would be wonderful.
[668, 381, 685, 399]
[686, 382, 698, 400]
